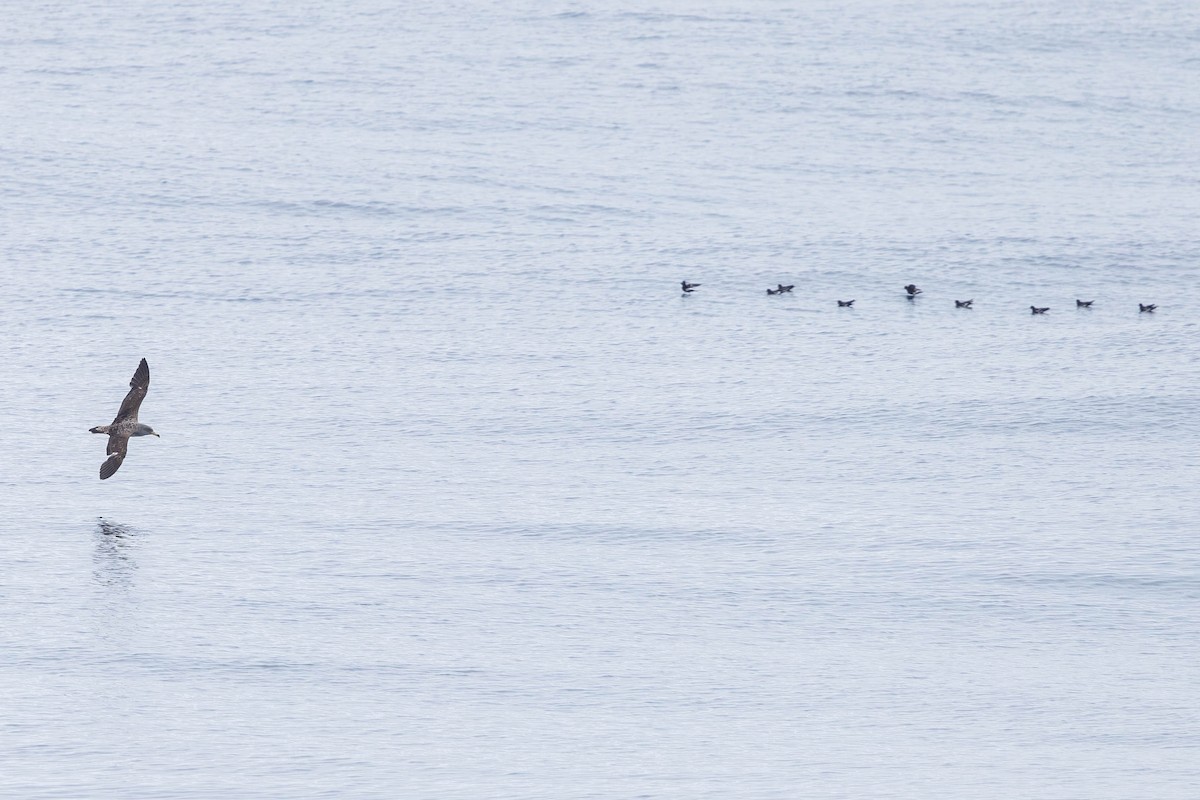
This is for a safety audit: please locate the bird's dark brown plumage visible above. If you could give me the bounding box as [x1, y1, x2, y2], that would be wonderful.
[91, 358, 157, 480]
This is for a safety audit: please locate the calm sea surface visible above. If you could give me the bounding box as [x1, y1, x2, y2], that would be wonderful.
[2, 1, 1199, 797]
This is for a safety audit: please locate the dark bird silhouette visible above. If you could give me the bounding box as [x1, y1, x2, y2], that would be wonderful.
[1030, 306, 1049, 315]
[1076, 299, 1094, 308]
[89, 358, 159, 480]
[1140, 303, 1157, 313]
[955, 300, 973, 308]
[838, 300, 855, 307]
[766, 288, 782, 295]
[905, 284, 922, 297]
[680, 281, 700, 293]
[776, 284, 794, 294]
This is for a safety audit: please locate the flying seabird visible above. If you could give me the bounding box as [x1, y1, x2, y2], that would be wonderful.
[89, 358, 159, 480]
[905, 284, 922, 298]
[1139, 303, 1157, 313]
[776, 284, 794, 294]
[1076, 299, 1094, 308]
[838, 300, 855, 307]
[1030, 306, 1049, 315]
[955, 300, 973, 308]
[681, 281, 700, 293]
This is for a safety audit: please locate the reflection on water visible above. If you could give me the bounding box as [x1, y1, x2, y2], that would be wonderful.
[93, 518, 139, 589]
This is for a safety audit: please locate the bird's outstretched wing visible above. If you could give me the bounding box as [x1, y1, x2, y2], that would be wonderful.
[100, 435, 129, 480]
[112, 358, 150, 425]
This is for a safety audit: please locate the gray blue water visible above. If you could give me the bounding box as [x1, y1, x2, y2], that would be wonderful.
[3, 1, 1199, 797]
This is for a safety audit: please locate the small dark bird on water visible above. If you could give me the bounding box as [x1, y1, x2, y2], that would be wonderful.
[1030, 306, 1049, 315]
[1140, 303, 1157, 313]
[1076, 299, 1094, 308]
[776, 284, 794, 294]
[681, 280, 700, 294]
[905, 284, 922, 298]
[766, 288, 782, 295]
[955, 299, 973, 308]
[838, 299, 855, 307]
[89, 358, 159, 480]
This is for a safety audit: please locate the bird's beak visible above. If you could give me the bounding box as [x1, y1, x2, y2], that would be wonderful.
[153, 433, 161, 438]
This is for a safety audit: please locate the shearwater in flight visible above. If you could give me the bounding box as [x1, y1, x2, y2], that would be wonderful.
[89, 358, 159, 480]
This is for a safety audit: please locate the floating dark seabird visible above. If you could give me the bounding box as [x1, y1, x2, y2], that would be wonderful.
[837, 300, 855, 307]
[1076, 299, 1094, 308]
[1030, 306, 1049, 315]
[955, 299, 973, 308]
[681, 281, 700, 294]
[905, 284, 922, 298]
[89, 358, 159, 480]
[766, 287, 782, 295]
[776, 284, 794, 294]
[1139, 303, 1157, 313]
